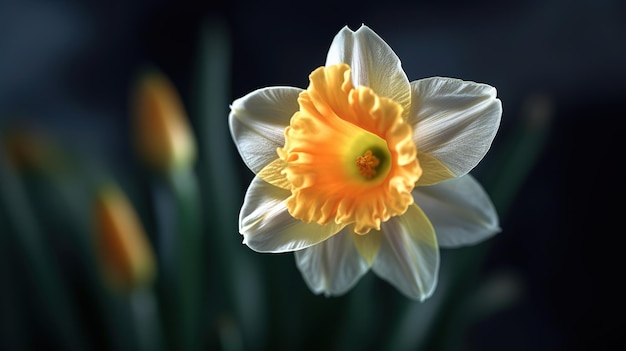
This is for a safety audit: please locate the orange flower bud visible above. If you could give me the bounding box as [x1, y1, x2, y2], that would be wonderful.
[3, 127, 65, 172]
[93, 183, 156, 293]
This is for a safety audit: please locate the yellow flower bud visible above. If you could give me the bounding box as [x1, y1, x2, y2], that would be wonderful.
[131, 68, 196, 173]
[93, 183, 156, 293]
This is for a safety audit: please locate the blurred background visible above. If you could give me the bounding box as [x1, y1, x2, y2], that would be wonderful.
[1, 0, 624, 350]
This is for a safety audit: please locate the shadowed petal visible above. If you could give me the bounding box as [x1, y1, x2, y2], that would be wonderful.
[413, 175, 500, 248]
[295, 229, 369, 296]
[372, 205, 439, 300]
[240, 176, 344, 253]
[229, 86, 303, 174]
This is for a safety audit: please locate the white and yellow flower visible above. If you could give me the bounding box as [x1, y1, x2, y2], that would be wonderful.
[229, 25, 502, 300]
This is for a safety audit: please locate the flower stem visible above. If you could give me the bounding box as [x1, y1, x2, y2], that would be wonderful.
[0, 148, 86, 351]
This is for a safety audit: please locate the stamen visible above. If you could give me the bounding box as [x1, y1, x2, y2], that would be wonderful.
[356, 150, 380, 179]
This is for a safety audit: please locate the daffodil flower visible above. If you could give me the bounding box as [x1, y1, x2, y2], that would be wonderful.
[229, 25, 502, 300]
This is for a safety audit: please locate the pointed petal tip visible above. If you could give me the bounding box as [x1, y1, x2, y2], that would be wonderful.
[402, 270, 438, 301]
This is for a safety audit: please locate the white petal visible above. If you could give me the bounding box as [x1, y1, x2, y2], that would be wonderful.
[295, 229, 369, 296]
[372, 205, 439, 301]
[409, 77, 502, 177]
[229, 86, 303, 174]
[239, 176, 342, 253]
[325, 25, 411, 117]
[413, 175, 500, 248]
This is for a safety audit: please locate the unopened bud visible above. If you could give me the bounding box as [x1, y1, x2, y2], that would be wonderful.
[93, 183, 156, 293]
[132, 68, 196, 173]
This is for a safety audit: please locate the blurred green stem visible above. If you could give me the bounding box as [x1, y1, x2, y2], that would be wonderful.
[0, 202, 25, 351]
[152, 167, 203, 351]
[333, 274, 378, 351]
[171, 168, 204, 351]
[131, 289, 163, 351]
[0, 149, 86, 351]
[193, 16, 266, 350]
